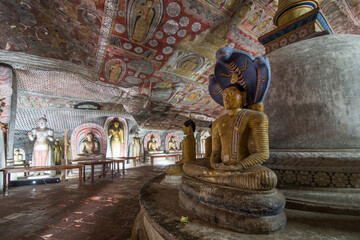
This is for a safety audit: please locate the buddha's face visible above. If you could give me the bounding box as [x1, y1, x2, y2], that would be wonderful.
[135, 133, 139, 137]
[113, 122, 119, 128]
[86, 134, 94, 141]
[37, 119, 47, 129]
[55, 141, 59, 146]
[171, 137, 175, 142]
[183, 125, 192, 135]
[151, 137, 155, 142]
[223, 86, 243, 110]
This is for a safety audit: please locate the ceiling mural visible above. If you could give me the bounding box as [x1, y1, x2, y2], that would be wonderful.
[0, 0, 105, 68]
[1, 0, 360, 130]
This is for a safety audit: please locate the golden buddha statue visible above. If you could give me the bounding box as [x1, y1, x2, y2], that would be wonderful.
[183, 82, 277, 191]
[13, 149, 23, 163]
[204, 124, 212, 159]
[78, 132, 99, 156]
[148, 136, 158, 152]
[53, 139, 63, 165]
[168, 136, 178, 151]
[66, 140, 72, 163]
[108, 120, 124, 158]
[165, 120, 196, 176]
[132, 132, 141, 158]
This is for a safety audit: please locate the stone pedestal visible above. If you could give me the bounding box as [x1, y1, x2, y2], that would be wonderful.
[179, 176, 286, 234]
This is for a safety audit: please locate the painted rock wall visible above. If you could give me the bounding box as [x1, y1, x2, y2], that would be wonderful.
[264, 34, 360, 149]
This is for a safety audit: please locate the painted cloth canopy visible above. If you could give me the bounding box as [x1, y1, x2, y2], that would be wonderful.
[209, 47, 271, 107]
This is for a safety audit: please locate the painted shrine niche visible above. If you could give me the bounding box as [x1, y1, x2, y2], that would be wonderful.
[144, 132, 161, 153]
[104, 117, 128, 158]
[71, 123, 106, 160]
[165, 132, 180, 153]
[0, 64, 13, 126]
[199, 130, 210, 154]
[12, 148, 26, 165]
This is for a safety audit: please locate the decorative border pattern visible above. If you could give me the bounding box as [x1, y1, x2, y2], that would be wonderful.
[274, 169, 360, 188]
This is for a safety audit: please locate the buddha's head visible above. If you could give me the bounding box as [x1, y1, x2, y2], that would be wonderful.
[86, 132, 94, 141]
[113, 121, 120, 128]
[37, 117, 47, 129]
[183, 119, 196, 135]
[151, 136, 156, 142]
[170, 136, 175, 142]
[15, 149, 20, 154]
[146, 0, 153, 7]
[135, 132, 139, 138]
[55, 140, 59, 146]
[223, 84, 247, 110]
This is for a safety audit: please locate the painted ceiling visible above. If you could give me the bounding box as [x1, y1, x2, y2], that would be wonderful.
[1, 0, 360, 130]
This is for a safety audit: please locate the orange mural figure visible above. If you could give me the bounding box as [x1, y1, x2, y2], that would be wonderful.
[132, 0, 155, 43]
[109, 62, 123, 82]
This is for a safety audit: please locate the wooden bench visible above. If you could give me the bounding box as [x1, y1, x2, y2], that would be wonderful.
[72, 159, 114, 182]
[0, 165, 84, 192]
[148, 153, 182, 166]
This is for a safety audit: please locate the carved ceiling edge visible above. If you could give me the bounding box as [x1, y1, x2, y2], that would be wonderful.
[0, 50, 93, 80]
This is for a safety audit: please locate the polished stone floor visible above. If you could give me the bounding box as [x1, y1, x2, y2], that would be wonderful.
[0, 165, 165, 240]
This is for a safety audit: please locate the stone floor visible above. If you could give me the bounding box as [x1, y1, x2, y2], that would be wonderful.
[0, 165, 166, 240]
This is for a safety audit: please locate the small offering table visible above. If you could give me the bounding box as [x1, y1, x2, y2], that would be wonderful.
[109, 158, 126, 175]
[0, 165, 84, 192]
[148, 153, 182, 166]
[113, 156, 139, 167]
[72, 159, 114, 182]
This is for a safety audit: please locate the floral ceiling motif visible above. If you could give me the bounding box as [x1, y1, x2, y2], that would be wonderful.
[1, 0, 359, 130]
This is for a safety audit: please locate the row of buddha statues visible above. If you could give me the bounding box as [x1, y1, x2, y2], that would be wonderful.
[16, 116, 199, 170]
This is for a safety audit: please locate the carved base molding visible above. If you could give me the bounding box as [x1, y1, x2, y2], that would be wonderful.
[265, 150, 360, 215]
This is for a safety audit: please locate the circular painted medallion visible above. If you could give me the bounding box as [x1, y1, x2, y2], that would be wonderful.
[162, 46, 173, 55]
[149, 39, 159, 47]
[191, 22, 202, 32]
[114, 23, 125, 34]
[134, 47, 144, 53]
[166, 2, 181, 17]
[166, 36, 176, 45]
[155, 55, 164, 60]
[177, 29, 187, 38]
[123, 43, 132, 50]
[179, 16, 189, 27]
[163, 20, 179, 35]
[155, 31, 164, 39]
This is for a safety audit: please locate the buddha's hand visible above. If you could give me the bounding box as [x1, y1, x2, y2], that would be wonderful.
[212, 163, 243, 171]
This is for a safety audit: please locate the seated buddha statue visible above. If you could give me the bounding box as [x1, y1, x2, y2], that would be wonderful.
[168, 136, 178, 152]
[183, 83, 277, 191]
[77, 132, 102, 159]
[165, 120, 196, 176]
[148, 136, 158, 152]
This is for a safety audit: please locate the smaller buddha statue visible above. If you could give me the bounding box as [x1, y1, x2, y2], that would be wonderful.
[204, 123, 212, 159]
[108, 120, 124, 158]
[13, 148, 24, 164]
[77, 132, 100, 158]
[165, 120, 196, 176]
[148, 135, 158, 152]
[168, 136, 178, 152]
[132, 132, 141, 159]
[66, 139, 72, 163]
[53, 139, 62, 165]
[28, 116, 54, 167]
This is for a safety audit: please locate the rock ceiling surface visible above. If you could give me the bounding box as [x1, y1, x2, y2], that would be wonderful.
[0, 0, 359, 130]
